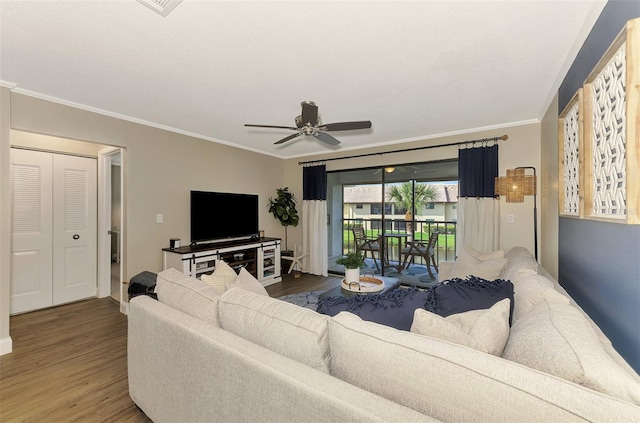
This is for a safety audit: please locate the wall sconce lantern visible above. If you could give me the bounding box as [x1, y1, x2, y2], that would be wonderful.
[495, 166, 538, 260]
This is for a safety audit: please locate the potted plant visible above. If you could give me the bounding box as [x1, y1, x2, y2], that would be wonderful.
[267, 187, 299, 252]
[335, 252, 365, 283]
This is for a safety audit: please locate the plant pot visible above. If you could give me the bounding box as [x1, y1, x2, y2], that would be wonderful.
[345, 268, 360, 284]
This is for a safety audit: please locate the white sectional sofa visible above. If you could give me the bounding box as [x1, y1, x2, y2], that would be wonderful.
[128, 247, 640, 422]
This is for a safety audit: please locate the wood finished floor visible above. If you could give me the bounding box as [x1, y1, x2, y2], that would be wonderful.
[0, 272, 338, 422]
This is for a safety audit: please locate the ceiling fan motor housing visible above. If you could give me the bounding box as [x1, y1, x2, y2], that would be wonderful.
[244, 100, 371, 146]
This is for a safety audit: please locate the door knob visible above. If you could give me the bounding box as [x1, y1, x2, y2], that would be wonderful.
[73, 234, 80, 240]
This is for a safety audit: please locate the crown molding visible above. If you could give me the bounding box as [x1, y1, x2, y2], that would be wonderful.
[9, 86, 285, 159]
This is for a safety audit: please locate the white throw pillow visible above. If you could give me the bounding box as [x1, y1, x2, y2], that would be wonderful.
[219, 288, 331, 373]
[201, 260, 237, 292]
[155, 268, 222, 326]
[503, 300, 640, 405]
[227, 267, 268, 296]
[502, 247, 539, 282]
[511, 274, 569, 323]
[464, 246, 505, 260]
[411, 298, 511, 356]
[449, 247, 507, 280]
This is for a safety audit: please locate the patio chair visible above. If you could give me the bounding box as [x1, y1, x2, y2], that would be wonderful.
[400, 231, 439, 279]
[352, 226, 381, 271]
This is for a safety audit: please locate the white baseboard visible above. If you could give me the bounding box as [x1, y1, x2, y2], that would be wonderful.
[0, 336, 13, 355]
[120, 301, 129, 315]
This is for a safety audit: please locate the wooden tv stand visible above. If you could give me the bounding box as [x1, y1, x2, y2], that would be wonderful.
[162, 237, 281, 286]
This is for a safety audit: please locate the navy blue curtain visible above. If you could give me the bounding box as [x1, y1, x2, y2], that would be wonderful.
[303, 164, 327, 200]
[458, 145, 498, 197]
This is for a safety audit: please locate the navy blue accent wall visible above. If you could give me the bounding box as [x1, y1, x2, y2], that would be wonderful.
[559, 219, 640, 371]
[558, 1, 640, 373]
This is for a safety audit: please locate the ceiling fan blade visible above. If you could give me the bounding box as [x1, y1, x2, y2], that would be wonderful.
[274, 132, 303, 145]
[322, 121, 372, 131]
[301, 101, 319, 126]
[313, 132, 341, 146]
[245, 124, 299, 130]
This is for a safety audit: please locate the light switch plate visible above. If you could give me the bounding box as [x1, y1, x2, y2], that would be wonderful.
[156, 213, 163, 223]
[506, 213, 514, 224]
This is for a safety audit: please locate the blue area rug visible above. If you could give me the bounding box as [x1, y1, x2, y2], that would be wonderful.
[277, 291, 324, 310]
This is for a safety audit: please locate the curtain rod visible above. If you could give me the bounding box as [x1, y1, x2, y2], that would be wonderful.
[298, 134, 508, 165]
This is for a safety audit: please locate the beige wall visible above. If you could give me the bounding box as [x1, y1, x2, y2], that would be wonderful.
[6, 93, 286, 279]
[540, 95, 559, 279]
[285, 122, 542, 256]
[1, 87, 11, 352]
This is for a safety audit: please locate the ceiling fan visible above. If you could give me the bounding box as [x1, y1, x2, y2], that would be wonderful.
[244, 101, 372, 145]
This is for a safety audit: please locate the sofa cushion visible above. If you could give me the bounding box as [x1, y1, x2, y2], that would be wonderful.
[201, 260, 237, 292]
[503, 300, 640, 405]
[317, 286, 429, 331]
[227, 267, 268, 296]
[511, 273, 570, 323]
[329, 312, 639, 422]
[155, 268, 221, 326]
[410, 298, 511, 356]
[429, 277, 514, 325]
[449, 247, 508, 280]
[502, 246, 539, 282]
[218, 288, 331, 373]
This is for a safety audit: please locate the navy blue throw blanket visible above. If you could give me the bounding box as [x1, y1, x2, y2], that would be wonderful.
[317, 286, 428, 331]
[428, 277, 514, 325]
[317, 277, 514, 331]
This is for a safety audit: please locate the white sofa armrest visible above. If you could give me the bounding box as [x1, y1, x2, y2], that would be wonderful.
[438, 261, 454, 282]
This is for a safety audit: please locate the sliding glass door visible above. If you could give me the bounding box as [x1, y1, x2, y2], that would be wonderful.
[327, 159, 458, 287]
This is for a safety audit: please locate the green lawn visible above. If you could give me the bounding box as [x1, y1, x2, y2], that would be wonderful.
[342, 230, 455, 251]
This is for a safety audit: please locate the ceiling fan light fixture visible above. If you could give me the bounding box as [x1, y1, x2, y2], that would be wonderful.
[385, 167, 395, 173]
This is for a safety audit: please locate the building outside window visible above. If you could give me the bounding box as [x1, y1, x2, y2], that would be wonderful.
[395, 205, 408, 215]
[371, 203, 392, 215]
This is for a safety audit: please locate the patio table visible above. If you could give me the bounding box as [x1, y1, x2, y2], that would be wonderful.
[381, 233, 409, 273]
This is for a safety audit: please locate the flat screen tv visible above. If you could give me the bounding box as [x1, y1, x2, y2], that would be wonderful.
[190, 191, 259, 243]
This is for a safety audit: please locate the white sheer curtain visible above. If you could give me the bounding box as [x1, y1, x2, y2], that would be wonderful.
[457, 197, 499, 254]
[302, 163, 328, 276]
[302, 200, 328, 276]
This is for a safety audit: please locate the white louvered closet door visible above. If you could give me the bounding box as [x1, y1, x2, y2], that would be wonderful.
[10, 149, 97, 314]
[10, 149, 54, 314]
[52, 154, 97, 305]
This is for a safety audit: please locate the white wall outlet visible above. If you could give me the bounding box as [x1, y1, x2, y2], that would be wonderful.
[156, 213, 164, 223]
[506, 213, 515, 224]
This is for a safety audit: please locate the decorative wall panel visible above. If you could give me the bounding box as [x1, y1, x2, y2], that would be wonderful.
[562, 101, 581, 215]
[561, 18, 639, 224]
[590, 43, 626, 217]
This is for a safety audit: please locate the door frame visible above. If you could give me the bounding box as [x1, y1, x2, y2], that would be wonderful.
[97, 147, 125, 313]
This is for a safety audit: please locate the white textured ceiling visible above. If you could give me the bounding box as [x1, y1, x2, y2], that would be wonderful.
[0, 1, 606, 159]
